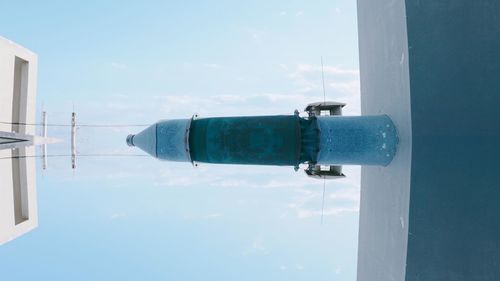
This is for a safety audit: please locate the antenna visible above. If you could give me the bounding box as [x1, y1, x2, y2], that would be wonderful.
[41, 111, 48, 170]
[71, 112, 77, 170]
[321, 178, 326, 224]
[320, 56, 327, 224]
[321, 56, 326, 103]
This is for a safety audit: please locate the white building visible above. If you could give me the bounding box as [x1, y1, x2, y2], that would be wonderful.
[0, 36, 39, 245]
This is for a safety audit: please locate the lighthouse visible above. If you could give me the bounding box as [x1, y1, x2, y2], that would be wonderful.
[126, 102, 398, 178]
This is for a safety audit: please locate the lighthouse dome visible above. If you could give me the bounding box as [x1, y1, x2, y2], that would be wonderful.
[127, 119, 191, 162]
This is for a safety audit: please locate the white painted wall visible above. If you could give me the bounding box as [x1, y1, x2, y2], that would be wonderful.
[0, 36, 38, 245]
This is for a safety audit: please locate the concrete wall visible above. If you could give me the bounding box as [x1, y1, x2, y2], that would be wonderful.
[357, 0, 412, 280]
[0, 36, 38, 245]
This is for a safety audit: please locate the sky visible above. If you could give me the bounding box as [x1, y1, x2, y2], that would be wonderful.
[0, 1, 361, 280]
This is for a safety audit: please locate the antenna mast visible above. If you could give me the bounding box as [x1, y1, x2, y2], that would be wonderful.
[42, 111, 48, 170]
[71, 112, 77, 170]
[320, 56, 327, 223]
[321, 56, 326, 103]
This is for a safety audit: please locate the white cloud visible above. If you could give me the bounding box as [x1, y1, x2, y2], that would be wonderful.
[130, 162, 362, 221]
[285, 166, 360, 220]
[242, 238, 269, 256]
[110, 62, 127, 70]
[106, 172, 133, 180]
[279, 11, 287, 16]
[296, 206, 358, 219]
[329, 186, 360, 202]
[182, 212, 224, 220]
[204, 213, 223, 219]
[247, 28, 265, 41]
[286, 63, 361, 115]
[294, 63, 359, 76]
[149, 93, 323, 117]
[110, 213, 126, 220]
[152, 165, 304, 189]
[296, 11, 304, 17]
[279, 64, 289, 71]
[97, 62, 360, 119]
[203, 63, 222, 69]
[329, 80, 360, 96]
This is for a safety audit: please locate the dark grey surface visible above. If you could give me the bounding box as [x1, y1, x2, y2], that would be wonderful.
[357, 0, 500, 280]
[404, 1, 500, 280]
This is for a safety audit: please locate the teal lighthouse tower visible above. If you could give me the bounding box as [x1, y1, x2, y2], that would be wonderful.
[126, 102, 398, 178]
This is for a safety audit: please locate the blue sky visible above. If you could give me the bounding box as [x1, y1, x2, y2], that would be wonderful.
[0, 1, 360, 280]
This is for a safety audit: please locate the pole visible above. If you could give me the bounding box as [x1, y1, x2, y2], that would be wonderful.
[71, 112, 77, 170]
[42, 111, 48, 170]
